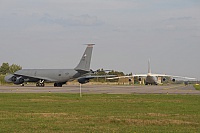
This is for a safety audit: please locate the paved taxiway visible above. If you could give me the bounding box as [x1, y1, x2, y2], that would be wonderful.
[0, 84, 199, 95]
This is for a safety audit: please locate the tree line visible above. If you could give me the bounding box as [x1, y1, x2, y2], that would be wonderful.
[91, 68, 132, 83]
[0, 63, 22, 75]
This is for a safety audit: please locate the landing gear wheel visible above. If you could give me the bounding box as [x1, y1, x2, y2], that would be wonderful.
[40, 83, 45, 87]
[54, 83, 62, 87]
[36, 82, 45, 87]
[36, 83, 39, 87]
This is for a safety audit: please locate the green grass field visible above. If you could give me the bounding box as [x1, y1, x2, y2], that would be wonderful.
[0, 94, 200, 133]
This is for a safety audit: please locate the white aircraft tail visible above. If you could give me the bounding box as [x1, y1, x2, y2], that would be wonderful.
[148, 59, 151, 74]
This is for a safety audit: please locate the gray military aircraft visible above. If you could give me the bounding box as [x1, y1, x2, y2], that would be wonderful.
[5, 44, 112, 87]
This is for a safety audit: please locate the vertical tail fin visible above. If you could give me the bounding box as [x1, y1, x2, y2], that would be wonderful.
[74, 44, 94, 71]
[148, 59, 151, 74]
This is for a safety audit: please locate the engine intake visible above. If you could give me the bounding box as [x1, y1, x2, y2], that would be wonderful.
[11, 76, 17, 82]
[14, 77, 24, 85]
[162, 78, 166, 82]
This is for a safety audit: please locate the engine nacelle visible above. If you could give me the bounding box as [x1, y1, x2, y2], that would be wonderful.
[172, 78, 176, 82]
[14, 77, 24, 85]
[162, 78, 166, 82]
[78, 78, 89, 84]
[4, 75, 24, 84]
[5, 74, 15, 83]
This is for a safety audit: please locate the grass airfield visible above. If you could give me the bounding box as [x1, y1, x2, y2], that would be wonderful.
[0, 93, 200, 133]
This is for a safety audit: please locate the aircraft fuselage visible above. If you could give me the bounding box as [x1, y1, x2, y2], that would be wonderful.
[145, 75, 158, 85]
[14, 69, 83, 83]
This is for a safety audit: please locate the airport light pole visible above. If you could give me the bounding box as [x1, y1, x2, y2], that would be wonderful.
[80, 84, 82, 97]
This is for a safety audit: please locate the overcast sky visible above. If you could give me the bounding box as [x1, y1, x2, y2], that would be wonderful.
[0, 0, 200, 79]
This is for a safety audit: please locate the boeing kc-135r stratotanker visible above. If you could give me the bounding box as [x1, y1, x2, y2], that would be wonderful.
[5, 44, 114, 87]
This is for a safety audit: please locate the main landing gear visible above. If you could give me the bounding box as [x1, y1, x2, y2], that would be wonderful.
[54, 83, 63, 87]
[145, 83, 158, 85]
[36, 80, 45, 87]
[21, 84, 25, 86]
[35, 80, 64, 87]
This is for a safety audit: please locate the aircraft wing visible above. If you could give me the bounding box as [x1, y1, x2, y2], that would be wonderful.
[80, 75, 117, 79]
[77, 75, 116, 84]
[150, 74, 172, 77]
[107, 74, 149, 80]
[169, 75, 196, 80]
[133, 74, 147, 77]
[107, 76, 128, 80]
[150, 73, 196, 81]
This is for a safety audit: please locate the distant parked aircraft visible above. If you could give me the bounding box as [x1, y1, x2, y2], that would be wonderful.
[108, 60, 196, 85]
[5, 44, 114, 87]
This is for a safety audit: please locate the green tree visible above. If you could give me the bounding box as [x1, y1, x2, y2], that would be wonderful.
[0, 63, 22, 75]
[107, 70, 125, 82]
[9, 64, 22, 74]
[0, 63, 9, 75]
[96, 68, 106, 76]
[107, 70, 124, 76]
[93, 68, 107, 82]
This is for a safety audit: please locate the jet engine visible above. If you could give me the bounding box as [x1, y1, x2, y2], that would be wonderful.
[13, 77, 24, 85]
[172, 78, 176, 82]
[4, 75, 25, 85]
[11, 76, 17, 82]
[78, 78, 90, 84]
[162, 78, 166, 82]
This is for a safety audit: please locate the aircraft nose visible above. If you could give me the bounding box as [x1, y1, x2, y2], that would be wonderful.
[4, 74, 14, 82]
